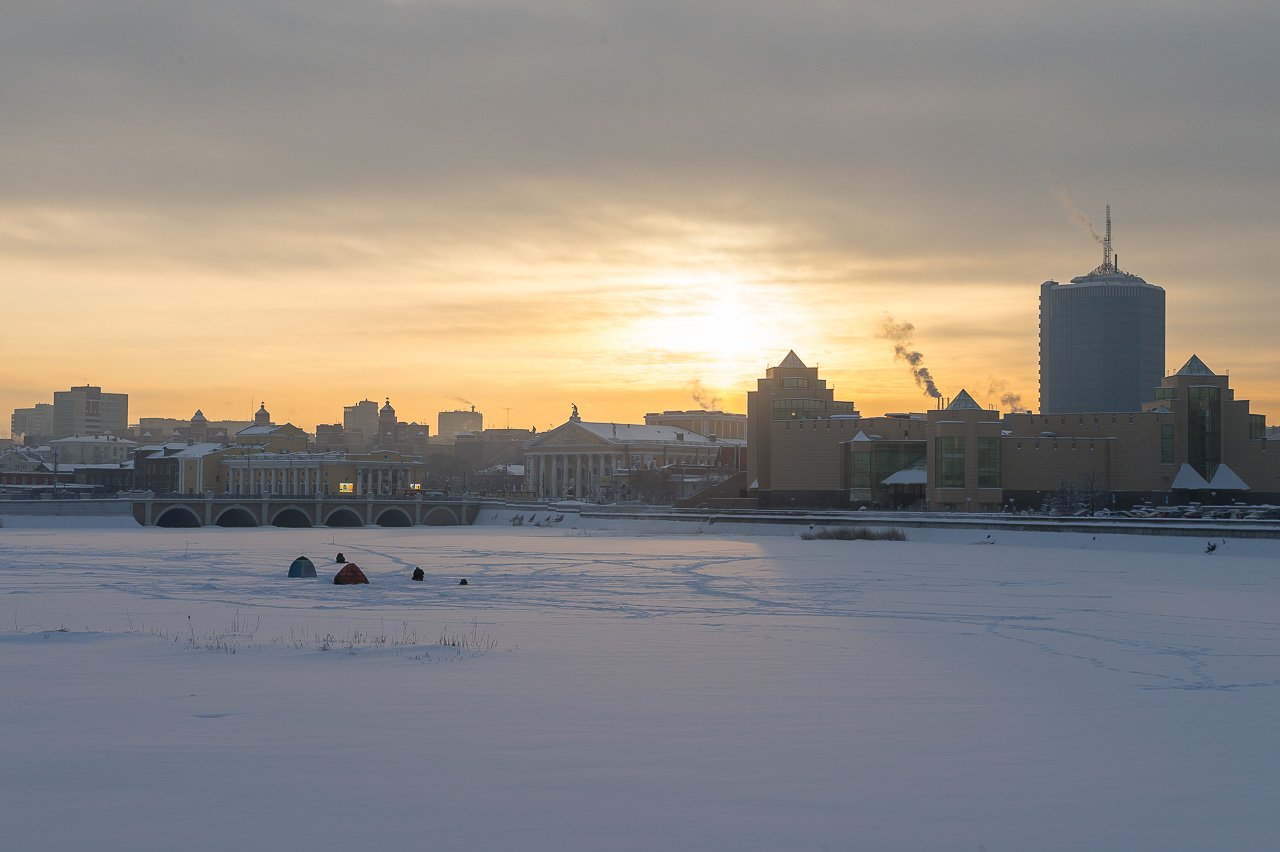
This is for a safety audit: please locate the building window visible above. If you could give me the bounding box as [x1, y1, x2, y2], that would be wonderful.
[1250, 414, 1266, 440]
[1187, 387, 1221, 478]
[851, 452, 871, 489]
[936, 436, 965, 488]
[1154, 387, 1175, 401]
[782, 377, 810, 388]
[977, 437, 1000, 488]
[1161, 424, 1174, 464]
[773, 399, 827, 420]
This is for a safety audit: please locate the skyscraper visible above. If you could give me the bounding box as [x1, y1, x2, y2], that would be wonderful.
[1039, 208, 1165, 413]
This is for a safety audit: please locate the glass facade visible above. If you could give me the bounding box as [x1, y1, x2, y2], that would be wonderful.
[977, 437, 1000, 488]
[773, 399, 856, 419]
[845, 443, 927, 504]
[936, 437, 965, 488]
[1039, 277, 1165, 413]
[1250, 414, 1267, 440]
[1161, 424, 1174, 464]
[1187, 386, 1221, 480]
[773, 399, 827, 420]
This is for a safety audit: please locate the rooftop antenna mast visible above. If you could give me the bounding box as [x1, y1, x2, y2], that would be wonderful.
[1103, 203, 1113, 270]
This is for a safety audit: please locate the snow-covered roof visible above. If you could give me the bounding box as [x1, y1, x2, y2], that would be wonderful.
[237, 424, 291, 436]
[573, 422, 717, 445]
[881, 456, 928, 485]
[169, 443, 229, 459]
[1208, 464, 1250, 491]
[1171, 464, 1210, 490]
[49, 434, 138, 446]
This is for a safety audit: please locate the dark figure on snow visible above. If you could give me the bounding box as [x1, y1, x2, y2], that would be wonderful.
[412, 567, 425, 581]
[458, 578, 469, 585]
[335, 552, 346, 563]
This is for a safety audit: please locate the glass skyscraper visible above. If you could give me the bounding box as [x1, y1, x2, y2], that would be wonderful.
[1038, 216, 1165, 413]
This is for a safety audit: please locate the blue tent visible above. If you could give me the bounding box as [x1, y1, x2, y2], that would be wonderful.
[288, 556, 317, 578]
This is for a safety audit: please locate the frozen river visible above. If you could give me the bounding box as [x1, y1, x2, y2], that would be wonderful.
[3, 513, 1279, 850]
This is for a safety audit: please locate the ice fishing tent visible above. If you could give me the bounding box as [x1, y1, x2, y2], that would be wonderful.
[287, 556, 317, 578]
[333, 563, 370, 585]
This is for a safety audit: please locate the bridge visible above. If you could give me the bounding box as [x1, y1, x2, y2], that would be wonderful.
[132, 495, 481, 528]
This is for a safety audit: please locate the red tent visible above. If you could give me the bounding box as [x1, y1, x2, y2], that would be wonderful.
[333, 563, 370, 585]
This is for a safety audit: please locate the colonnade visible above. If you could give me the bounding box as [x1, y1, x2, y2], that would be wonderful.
[226, 465, 323, 495]
[223, 463, 414, 496]
[527, 452, 625, 500]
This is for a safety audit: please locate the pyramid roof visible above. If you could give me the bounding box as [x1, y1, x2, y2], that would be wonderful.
[945, 389, 983, 411]
[1176, 355, 1215, 376]
[1171, 464, 1210, 489]
[777, 350, 807, 369]
[1207, 464, 1250, 491]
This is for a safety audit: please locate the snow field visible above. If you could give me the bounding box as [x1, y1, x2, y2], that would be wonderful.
[2, 514, 1279, 851]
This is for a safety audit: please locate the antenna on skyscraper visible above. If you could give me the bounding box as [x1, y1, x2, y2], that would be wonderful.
[1103, 203, 1113, 270]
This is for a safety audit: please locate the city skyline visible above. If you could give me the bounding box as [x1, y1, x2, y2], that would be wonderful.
[4, 2, 1279, 435]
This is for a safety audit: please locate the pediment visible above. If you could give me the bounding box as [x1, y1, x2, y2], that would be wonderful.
[527, 423, 615, 449]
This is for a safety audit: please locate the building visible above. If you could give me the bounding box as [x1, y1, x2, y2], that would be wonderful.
[233, 404, 308, 453]
[53, 385, 129, 437]
[48, 434, 138, 466]
[644, 409, 747, 441]
[438, 407, 483, 443]
[745, 350, 861, 506]
[735, 350, 1277, 511]
[524, 410, 740, 501]
[11, 403, 55, 444]
[1039, 207, 1164, 413]
[343, 399, 380, 445]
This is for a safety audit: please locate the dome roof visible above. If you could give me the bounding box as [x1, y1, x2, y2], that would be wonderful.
[381, 397, 396, 415]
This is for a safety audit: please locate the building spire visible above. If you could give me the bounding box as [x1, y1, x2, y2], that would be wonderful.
[1103, 203, 1112, 270]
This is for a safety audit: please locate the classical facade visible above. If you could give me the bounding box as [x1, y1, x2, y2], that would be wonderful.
[524, 413, 738, 501]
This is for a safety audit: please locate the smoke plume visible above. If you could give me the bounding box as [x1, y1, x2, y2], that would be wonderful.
[1054, 186, 1103, 245]
[452, 396, 473, 407]
[878, 316, 942, 400]
[690, 379, 721, 411]
[987, 377, 1031, 414]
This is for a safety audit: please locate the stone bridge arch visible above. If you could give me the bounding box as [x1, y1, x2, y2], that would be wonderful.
[422, 505, 461, 526]
[270, 505, 314, 528]
[155, 506, 202, 528]
[374, 507, 413, 527]
[214, 505, 260, 527]
[323, 507, 365, 527]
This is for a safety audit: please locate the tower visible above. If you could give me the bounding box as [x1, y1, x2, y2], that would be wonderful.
[1039, 208, 1165, 413]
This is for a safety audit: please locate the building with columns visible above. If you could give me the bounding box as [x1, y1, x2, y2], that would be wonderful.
[524, 412, 739, 501]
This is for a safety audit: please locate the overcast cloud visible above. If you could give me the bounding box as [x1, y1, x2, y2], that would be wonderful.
[3, 0, 1279, 427]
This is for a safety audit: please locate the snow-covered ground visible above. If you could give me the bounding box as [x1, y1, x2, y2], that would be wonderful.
[3, 510, 1279, 851]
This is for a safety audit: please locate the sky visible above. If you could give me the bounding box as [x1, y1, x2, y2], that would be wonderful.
[4, 0, 1280, 435]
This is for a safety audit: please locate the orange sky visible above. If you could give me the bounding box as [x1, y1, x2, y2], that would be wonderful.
[4, 3, 1279, 437]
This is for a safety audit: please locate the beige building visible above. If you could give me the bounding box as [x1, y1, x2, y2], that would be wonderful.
[48, 434, 138, 466]
[736, 351, 1277, 511]
[644, 409, 747, 441]
[524, 412, 738, 500]
[234, 404, 308, 453]
[54, 385, 129, 438]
